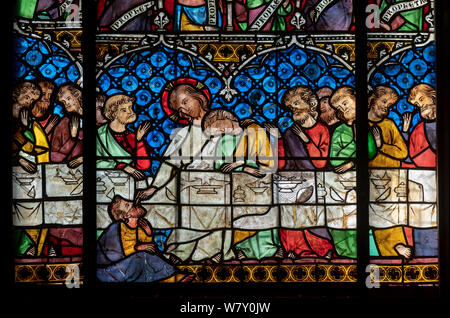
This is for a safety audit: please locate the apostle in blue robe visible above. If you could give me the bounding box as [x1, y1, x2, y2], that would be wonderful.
[97, 195, 176, 282]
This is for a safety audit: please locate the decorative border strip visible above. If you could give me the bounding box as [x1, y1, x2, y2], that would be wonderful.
[377, 264, 439, 284]
[177, 264, 357, 283]
[15, 263, 83, 284]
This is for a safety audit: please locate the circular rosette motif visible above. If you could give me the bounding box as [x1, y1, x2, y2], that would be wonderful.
[26, 50, 43, 66]
[146, 130, 165, 148]
[262, 76, 277, 93]
[264, 54, 277, 66]
[234, 75, 253, 92]
[98, 73, 111, 91]
[278, 88, 287, 104]
[147, 102, 165, 120]
[66, 64, 80, 82]
[318, 76, 336, 89]
[149, 76, 165, 93]
[423, 45, 435, 63]
[50, 56, 71, 68]
[135, 89, 152, 106]
[14, 37, 28, 54]
[162, 118, 176, 134]
[372, 72, 387, 86]
[109, 66, 126, 78]
[247, 66, 266, 80]
[13, 62, 26, 78]
[150, 51, 168, 67]
[136, 62, 152, 79]
[401, 50, 414, 64]
[397, 72, 414, 89]
[39, 63, 57, 79]
[424, 73, 436, 86]
[396, 98, 414, 113]
[290, 76, 308, 87]
[262, 102, 278, 119]
[303, 63, 321, 81]
[409, 59, 428, 76]
[383, 64, 401, 76]
[163, 65, 182, 81]
[121, 75, 139, 92]
[289, 48, 307, 66]
[248, 89, 266, 105]
[204, 77, 222, 94]
[277, 62, 294, 80]
[235, 103, 252, 119]
[189, 69, 207, 80]
[177, 53, 191, 67]
[330, 67, 350, 79]
[38, 42, 50, 55]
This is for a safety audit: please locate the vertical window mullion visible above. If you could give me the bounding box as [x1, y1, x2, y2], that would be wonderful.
[81, 0, 98, 289]
[354, 0, 370, 292]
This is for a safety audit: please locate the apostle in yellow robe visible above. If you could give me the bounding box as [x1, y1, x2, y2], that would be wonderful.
[12, 81, 50, 173]
[368, 86, 412, 259]
[214, 115, 279, 260]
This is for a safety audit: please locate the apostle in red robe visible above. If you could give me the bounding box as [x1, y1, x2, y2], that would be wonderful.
[402, 83, 436, 168]
[278, 86, 334, 259]
[50, 83, 84, 168]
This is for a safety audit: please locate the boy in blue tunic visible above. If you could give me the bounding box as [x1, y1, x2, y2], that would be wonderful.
[97, 195, 183, 282]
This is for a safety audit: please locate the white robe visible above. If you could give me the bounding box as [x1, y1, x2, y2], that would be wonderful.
[146, 125, 235, 261]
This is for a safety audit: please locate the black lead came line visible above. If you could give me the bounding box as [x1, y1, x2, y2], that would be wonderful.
[354, 0, 369, 296]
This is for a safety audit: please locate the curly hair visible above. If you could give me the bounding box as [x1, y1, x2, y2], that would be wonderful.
[202, 109, 239, 131]
[37, 79, 55, 91]
[57, 83, 82, 108]
[282, 86, 319, 119]
[368, 86, 398, 109]
[103, 94, 136, 121]
[12, 81, 40, 104]
[408, 83, 436, 107]
[329, 86, 355, 108]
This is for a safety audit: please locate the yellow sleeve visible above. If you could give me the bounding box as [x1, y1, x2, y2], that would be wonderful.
[138, 227, 153, 244]
[33, 122, 50, 155]
[234, 124, 275, 170]
[379, 120, 408, 160]
[120, 223, 137, 257]
[254, 124, 275, 169]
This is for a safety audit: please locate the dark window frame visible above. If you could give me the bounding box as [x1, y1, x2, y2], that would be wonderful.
[5, 0, 449, 307]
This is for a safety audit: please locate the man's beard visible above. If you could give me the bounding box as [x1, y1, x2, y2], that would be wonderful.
[179, 111, 193, 123]
[32, 101, 50, 118]
[373, 106, 388, 119]
[118, 114, 136, 125]
[320, 109, 338, 126]
[420, 104, 436, 121]
[294, 111, 316, 125]
[336, 109, 354, 123]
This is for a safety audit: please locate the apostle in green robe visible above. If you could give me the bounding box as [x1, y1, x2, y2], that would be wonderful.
[378, 0, 428, 31]
[96, 94, 151, 179]
[327, 86, 376, 258]
[234, 0, 293, 31]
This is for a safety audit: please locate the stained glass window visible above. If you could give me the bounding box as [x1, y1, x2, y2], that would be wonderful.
[94, 0, 360, 284]
[9, 0, 449, 301]
[12, 0, 83, 285]
[367, 0, 439, 284]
